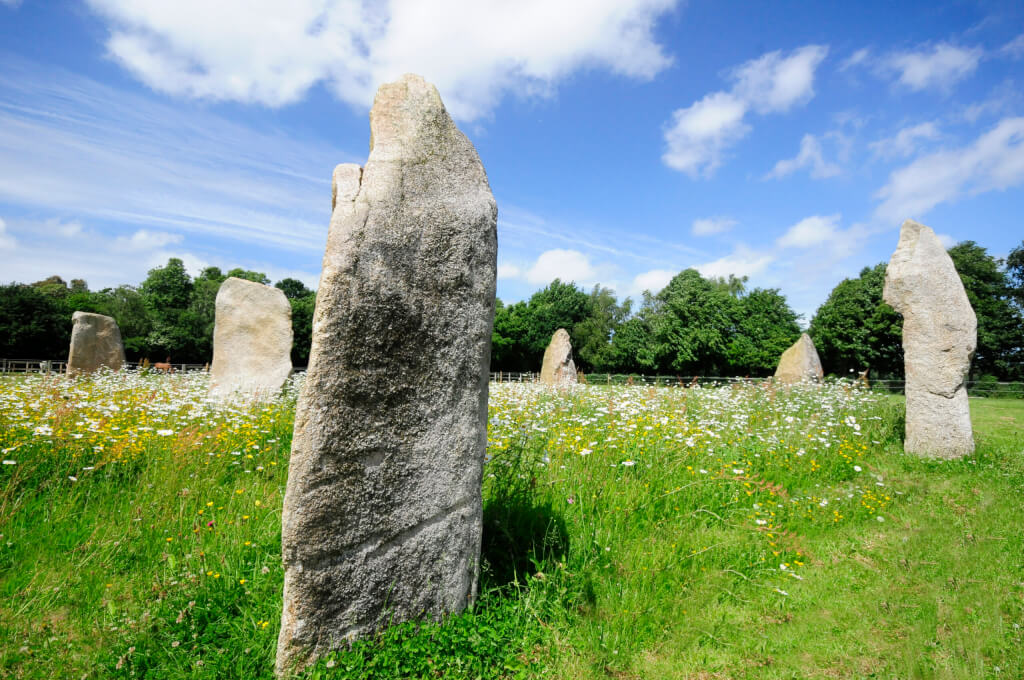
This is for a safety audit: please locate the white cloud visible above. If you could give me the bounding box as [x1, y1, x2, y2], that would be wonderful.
[696, 245, 773, 279]
[497, 263, 522, 279]
[85, 0, 678, 121]
[630, 268, 675, 295]
[1001, 34, 1024, 59]
[776, 214, 841, 249]
[662, 92, 749, 176]
[113, 229, 184, 251]
[0, 217, 15, 249]
[884, 43, 982, 92]
[662, 45, 828, 177]
[936, 232, 956, 248]
[691, 216, 737, 236]
[0, 60, 347, 254]
[730, 45, 829, 114]
[839, 48, 871, 71]
[764, 134, 840, 180]
[525, 249, 597, 285]
[869, 122, 940, 159]
[875, 116, 1024, 223]
[0, 216, 320, 290]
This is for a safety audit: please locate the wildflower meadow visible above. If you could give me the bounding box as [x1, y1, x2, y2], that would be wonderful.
[1, 371, 1021, 679]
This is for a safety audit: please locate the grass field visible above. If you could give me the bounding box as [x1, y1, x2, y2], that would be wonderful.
[0, 372, 1021, 679]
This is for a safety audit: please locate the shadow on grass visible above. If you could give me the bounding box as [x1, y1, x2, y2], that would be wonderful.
[480, 485, 569, 587]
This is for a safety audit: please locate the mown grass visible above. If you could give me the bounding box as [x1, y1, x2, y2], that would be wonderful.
[0, 373, 1021, 679]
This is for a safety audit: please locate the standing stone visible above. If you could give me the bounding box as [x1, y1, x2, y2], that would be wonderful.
[208, 277, 293, 399]
[773, 333, 824, 383]
[67, 312, 125, 375]
[883, 219, 976, 458]
[277, 74, 497, 675]
[539, 328, 577, 385]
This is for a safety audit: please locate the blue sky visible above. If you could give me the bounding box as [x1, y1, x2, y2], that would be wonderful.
[1, 0, 1022, 321]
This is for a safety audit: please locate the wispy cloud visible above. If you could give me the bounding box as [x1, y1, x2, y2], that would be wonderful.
[764, 133, 841, 180]
[85, 0, 678, 122]
[869, 122, 940, 159]
[662, 45, 828, 177]
[0, 58, 351, 255]
[883, 43, 982, 93]
[874, 116, 1024, 223]
[691, 216, 737, 236]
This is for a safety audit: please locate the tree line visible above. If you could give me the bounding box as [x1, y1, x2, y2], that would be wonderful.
[2, 240, 1022, 380]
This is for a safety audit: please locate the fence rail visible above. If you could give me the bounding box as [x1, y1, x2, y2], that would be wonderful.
[3, 360, 1022, 397]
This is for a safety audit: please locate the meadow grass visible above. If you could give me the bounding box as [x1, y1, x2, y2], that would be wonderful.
[0, 372, 1021, 679]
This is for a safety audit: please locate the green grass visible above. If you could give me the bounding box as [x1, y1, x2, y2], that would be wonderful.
[0, 375, 1021, 679]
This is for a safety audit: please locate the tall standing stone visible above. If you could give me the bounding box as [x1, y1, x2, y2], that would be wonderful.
[208, 277, 293, 399]
[540, 328, 577, 385]
[883, 219, 976, 458]
[67, 312, 125, 375]
[277, 74, 497, 675]
[773, 333, 824, 383]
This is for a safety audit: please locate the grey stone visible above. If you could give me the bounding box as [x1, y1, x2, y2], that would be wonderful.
[208, 277, 293, 399]
[67, 312, 125, 375]
[277, 74, 497, 675]
[773, 333, 823, 383]
[540, 328, 577, 385]
[883, 219, 976, 458]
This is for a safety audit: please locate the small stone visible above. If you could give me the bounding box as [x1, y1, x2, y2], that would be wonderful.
[277, 74, 497, 675]
[540, 329, 577, 385]
[208, 277, 293, 399]
[67, 312, 125, 375]
[883, 219, 975, 458]
[773, 333, 823, 383]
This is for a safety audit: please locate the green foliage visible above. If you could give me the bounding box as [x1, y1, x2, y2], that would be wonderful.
[810, 245, 1024, 380]
[649, 269, 736, 374]
[275, 278, 313, 300]
[809, 263, 903, 377]
[948, 241, 1024, 380]
[0, 283, 70, 358]
[288, 294, 316, 365]
[726, 287, 801, 375]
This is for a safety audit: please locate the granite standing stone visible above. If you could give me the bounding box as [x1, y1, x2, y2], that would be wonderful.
[67, 312, 125, 375]
[883, 219, 976, 458]
[773, 333, 824, 383]
[277, 74, 497, 675]
[208, 277, 293, 399]
[540, 328, 577, 385]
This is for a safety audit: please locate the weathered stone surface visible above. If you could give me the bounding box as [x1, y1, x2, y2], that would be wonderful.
[540, 328, 577, 385]
[208, 277, 293, 399]
[883, 219, 976, 458]
[773, 333, 823, 383]
[277, 74, 497, 675]
[67, 312, 125, 375]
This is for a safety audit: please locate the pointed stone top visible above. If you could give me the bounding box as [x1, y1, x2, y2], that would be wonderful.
[774, 333, 823, 383]
[883, 219, 967, 318]
[368, 74, 449, 157]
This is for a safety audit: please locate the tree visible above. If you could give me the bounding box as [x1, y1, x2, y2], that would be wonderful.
[648, 269, 737, 375]
[226, 268, 270, 285]
[1008, 240, 1024, 308]
[104, 285, 152, 357]
[276, 278, 313, 300]
[572, 285, 631, 372]
[948, 241, 1024, 380]
[524, 279, 592, 359]
[808, 264, 902, 377]
[289, 294, 316, 365]
[726, 288, 801, 375]
[490, 300, 533, 372]
[140, 258, 195, 360]
[0, 284, 70, 359]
